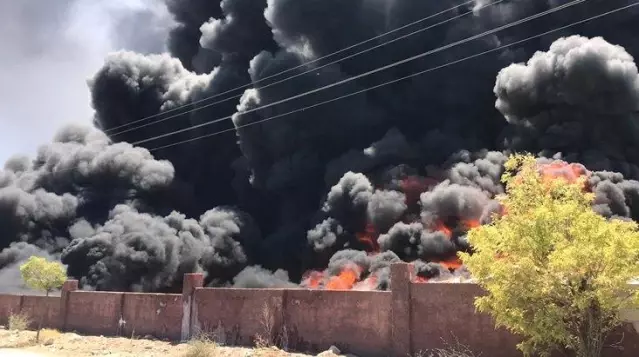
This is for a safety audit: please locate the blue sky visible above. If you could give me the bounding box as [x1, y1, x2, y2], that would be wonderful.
[0, 0, 171, 164]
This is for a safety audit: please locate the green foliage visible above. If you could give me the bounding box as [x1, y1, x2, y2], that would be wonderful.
[19, 256, 66, 296]
[460, 153, 639, 357]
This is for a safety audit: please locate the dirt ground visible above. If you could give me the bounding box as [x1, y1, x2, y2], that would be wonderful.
[0, 327, 326, 357]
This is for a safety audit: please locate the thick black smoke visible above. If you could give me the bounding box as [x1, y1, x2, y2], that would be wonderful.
[164, 0, 223, 73]
[0, 125, 180, 291]
[61, 204, 258, 291]
[3, 0, 639, 291]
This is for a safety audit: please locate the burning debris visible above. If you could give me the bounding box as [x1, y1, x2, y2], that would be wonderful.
[300, 250, 400, 291]
[3, 1, 639, 292]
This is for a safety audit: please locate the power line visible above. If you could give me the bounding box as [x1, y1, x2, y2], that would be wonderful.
[147, 1, 638, 153]
[132, 0, 587, 147]
[105, 0, 479, 134]
[108, 0, 504, 137]
[41, 1, 637, 178]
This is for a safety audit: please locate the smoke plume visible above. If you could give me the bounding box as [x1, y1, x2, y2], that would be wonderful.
[2, 0, 639, 291]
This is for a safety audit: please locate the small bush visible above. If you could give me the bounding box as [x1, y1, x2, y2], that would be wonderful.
[254, 302, 290, 351]
[183, 335, 217, 357]
[255, 302, 276, 348]
[8, 312, 31, 331]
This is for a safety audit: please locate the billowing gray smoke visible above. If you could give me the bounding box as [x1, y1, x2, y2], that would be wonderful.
[0, 125, 179, 291]
[496, 35, 639, 175]
[3, 0, 639, 291]
[61, 204, 258, 291]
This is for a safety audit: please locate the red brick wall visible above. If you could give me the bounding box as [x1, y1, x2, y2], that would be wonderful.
[66, 291, 124, 336]
[410, 283, 521, 356]
[193, 288, 285, 346]
[20, 296, 60, 329]
[121, 293, 182, 340]
[192, 288, 392, 356]
[284, 290, 391, 357]
[410, 283, 639, 357]
[0, 269, 638, 357]
[24, 291, 184, 339]
[0, 294, 22, 326]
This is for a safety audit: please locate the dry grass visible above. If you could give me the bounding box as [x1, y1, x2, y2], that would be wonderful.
[0, 327, 315, 357]
[39, 328, 62, 345]
[1, 326, 61, 348]
[415, 338, 482, 357]
[8, 312, 31, 331]
[192, 321, 227, 346]
[182, 333, 218, 357]
[253, 346, 291, 357]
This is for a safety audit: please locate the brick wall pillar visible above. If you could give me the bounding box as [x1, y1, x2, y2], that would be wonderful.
[391, 263, 412, 357]
[59, 279, 78, 331]
[181, 273, 204, 341]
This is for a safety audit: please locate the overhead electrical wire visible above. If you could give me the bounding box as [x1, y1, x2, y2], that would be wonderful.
[105, 0, 482, 135]
[41, 0, 636, 179]
[109, 0, 509, 137]
[131, 0, 587, 147]
[146, 1, 639, 152]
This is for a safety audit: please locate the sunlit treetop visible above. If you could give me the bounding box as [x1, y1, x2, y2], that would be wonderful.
[461, 153, 639, 357]
[20, 256, 67, 295]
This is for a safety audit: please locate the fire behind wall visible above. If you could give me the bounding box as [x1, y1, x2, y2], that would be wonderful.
[1, 0, 639, 292]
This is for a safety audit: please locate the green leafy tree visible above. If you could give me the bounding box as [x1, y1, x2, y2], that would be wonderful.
[20, 256, 67, 341]
[460, 154, 639, 357]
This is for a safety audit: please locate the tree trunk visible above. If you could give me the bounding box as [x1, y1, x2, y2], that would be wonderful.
[575, 301, 606, 357]
[36, 290, 50, 342]
[576, 338, 604, 357]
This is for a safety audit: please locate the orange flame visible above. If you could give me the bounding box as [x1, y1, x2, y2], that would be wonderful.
[356, 222, 379, 252]
[302, 270, 324, 289]
[500, 204, 509, 217]
[436, 257, 463, 271]
[462, 219, 480, 230]
[355, 274, 378, 290]
[303, 262, 384, 291]
[434, 221, 453, 239]
[326, 264, 361, 290]
[400, 176, 438, 205]
[433, 218, 480, 239]
[537, 160, 590, 191]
